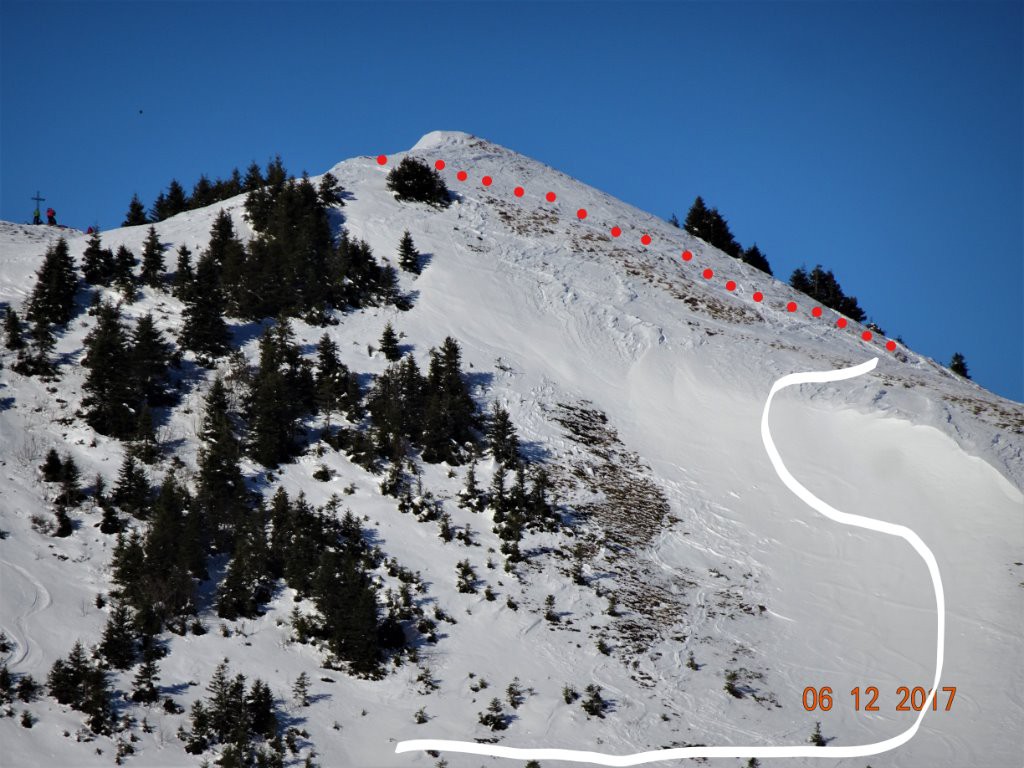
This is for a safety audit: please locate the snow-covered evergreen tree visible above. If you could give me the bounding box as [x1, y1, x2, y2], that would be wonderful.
[26, 237, 77, 327]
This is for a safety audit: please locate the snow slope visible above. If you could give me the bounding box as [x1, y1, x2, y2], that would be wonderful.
[0, 131, 1021, 768]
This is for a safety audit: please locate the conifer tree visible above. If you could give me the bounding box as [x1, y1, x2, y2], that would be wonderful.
[398, 231, 421, 274]
[313, 333, 342, 423]
[379, 263, 407, 309]
[248, 364, 292, 468]
[247, 678, 277, 739]
[113, 453, 149, 517]
[244, 156, 289, 232]
[141, 474, 201, 617]
[82, 668, 114, 736]
[684, 196, 742, 257]
[683, 196, 711, 241]
[41, 448, 63, 482]
[789, 265, 866, 322]
[318, 172, 344, 207]
[99, 503, 123, 535]
[165, 179, 190, 217]
[14, 319, 56, 376]
[490, 463, 509, 518]
[205, 659, 240, 742]
[81, 302, 135, 437]
[93, 473, 106, 505]
[386, 157, 451, 207]
[110, 531, 146, 598]
[0, 663, 11, 701]
[217, 509, 271, 619]
[809, 721, 826, 746]
[243, 161, 265, 192]
[129, 313, 172, 405]
[197, 378, 246, 546]
[292, 672, 310, 707]
[949, 352, 970, 379]
[421, 338, 476, 463]
[47, 640, 114, 733]
[190, 174, 216, 209]
[149, 192, 168, 223]
[53, 506, 73, 537]
[112, 245, 136, 286]
[179, 252, 230, 359]
[379, 322, 401, 361]
[81, 230, 115, 285]
[488, 405, 519, 467]
[140, 226, 165, 287]
[527, 467, 556, 528]
[172, 245, 194, 299]
[789, 266, 810, 294]
[99, 602, 137, 669]
[130, 405, 159, 464]
[741, 243, 772, 275]
[204, 210, 248, 313]
[48, 640, 91, 706]
[367, 355, 429, 457]
[313, 550, 381, 675]
[438, 337, 475, 436]
[314, 334, 360, 426]
[458, 459, 484, 511]
[131, 656, 160, 703]
[3, 306, 24, 350]
[56, 453, 82, 508]
[247, 320, 314, 467]
[705, 206, 742, 257]
[27, 237, 77, 327]
[265, 154, 288, 188]
[123, 194, 148, 227]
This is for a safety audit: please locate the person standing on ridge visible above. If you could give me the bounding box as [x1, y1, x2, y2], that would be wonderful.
[46, 207, 56, 225]
[32, 208, 41, 225]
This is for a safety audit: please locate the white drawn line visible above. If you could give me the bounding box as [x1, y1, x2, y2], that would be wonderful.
[396, 357, 945, 765]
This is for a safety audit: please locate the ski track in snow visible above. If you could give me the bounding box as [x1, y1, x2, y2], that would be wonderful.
[0, 557, 52, 671]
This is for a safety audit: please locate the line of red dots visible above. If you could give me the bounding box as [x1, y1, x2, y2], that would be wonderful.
[375, 154, 899, 354]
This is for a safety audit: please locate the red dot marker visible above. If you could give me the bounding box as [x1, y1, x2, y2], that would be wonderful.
[641, 234, 652, 246]
[513, 186, 524, 197]
[376, 154, 387, 165]
[611, 226, 622, 237]
[577, 208, 587, 220]
[703, 268, 714, 280]
[546, 191, 557, 202]
[435, 159, 446, 170]
[862, 330, 873, 341]
[726, 280, 736, 291]
[787, 301, 797, 312]
[886, 340, 897, 352]
[681, 250, 693, 261]
[752, 291, 764, 302]
[457, 170, 468, 181]
[837, 318, 848, 329]
[482, 176, 492, 186]
[812, 306, 823, 318]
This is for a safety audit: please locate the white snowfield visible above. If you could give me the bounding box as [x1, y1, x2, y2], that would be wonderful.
[0, 130, 1021, 768]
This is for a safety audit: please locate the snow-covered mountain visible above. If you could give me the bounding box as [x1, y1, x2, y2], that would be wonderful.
[1, 130, 1021, 768]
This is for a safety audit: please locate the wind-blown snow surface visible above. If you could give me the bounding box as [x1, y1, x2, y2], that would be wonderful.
[1, 130, 1021, 767]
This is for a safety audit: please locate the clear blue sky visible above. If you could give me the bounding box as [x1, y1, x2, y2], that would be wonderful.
[2, 1, 1021, 401]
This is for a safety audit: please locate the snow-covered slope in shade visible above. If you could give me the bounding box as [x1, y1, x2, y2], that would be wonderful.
[0, 131, 1021, 768]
